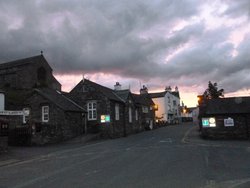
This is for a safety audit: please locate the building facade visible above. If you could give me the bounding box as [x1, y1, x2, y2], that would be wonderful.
[0, 54, 87, 145]
[149, 86, 181, 124]
[0, 54, 61, 90]
[20, 88, 87, 145]
[132, 93, 156, 130]
[199, 97, 250, 139]
[69, 79, 126, 138]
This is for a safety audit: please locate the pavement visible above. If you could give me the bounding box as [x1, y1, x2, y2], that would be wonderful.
[182, 124, 250, 149]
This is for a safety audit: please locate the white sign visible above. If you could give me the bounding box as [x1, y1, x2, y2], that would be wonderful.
[224, 118, 234, 127]
[0, 110, 24, 116]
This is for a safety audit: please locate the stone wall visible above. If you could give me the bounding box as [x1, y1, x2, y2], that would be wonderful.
[23, 93, 85, 145]
[201, 114, 249, 139]
[69, 81, 126, 138]
[0, 56, 61, 90]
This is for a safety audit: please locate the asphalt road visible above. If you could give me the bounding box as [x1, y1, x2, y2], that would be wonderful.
[1, 123, 250, 188]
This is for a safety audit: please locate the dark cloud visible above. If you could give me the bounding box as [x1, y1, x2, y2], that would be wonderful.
[223, 0, 250, 18]
[0, 0, 250, 98]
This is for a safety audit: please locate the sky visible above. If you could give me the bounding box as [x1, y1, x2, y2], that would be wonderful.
[0, 0, 250, 107]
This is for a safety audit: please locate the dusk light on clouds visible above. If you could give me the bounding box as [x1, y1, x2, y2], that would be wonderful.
[1, 0, 250, 106]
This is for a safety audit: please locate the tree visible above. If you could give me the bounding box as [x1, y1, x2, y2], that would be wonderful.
[203, 81, 224, 99]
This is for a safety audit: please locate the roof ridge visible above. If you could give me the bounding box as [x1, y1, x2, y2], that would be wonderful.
[0, 54, 43, 65]
[84, 79, 124, 103]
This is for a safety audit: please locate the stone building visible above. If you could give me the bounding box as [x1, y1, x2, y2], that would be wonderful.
[114, 85, 138, 134]
[20, 88, 87, 145]
[0, 54, 87, 145]
[69, 79, 126, 138]
[132, 93, 156, 130]
[0, 54, 61, 90]
[199, 97, 250, 139]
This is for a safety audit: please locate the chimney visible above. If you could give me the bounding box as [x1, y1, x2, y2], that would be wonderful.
[140, 85, 148, 94]
[165, 86, 172, 92]
[114, 82, 122, 90]
[175, 86, 178, 92]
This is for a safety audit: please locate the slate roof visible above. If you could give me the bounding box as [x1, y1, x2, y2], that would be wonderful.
[149, 91, 180, 99]
[149, 91, 167, 98]
[114, 90, 130, 101]
[132, 93, 154, 106]
[172, 91, 180, 98]
[82, 79, 124, 103]
[0, 55, 52, 71]
[204, 97, 250, 115]
[34, 88, 87, 112]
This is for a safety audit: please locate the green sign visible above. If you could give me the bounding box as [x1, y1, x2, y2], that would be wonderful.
[101, 115, 110, 123]
[202, 118, 209, 127]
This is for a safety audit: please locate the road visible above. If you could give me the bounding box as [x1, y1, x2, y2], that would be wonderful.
[1, 123, 250, 188]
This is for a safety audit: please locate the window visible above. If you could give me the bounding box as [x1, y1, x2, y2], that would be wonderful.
[23, 108, 30, 124]
[115, 103, 119, 120]
[42, 106, 49, 122]
[135, 109, 138, 121]
[87, 101, 97, 120]
[173, 100, 176, 106]
[129, 107, 132, 123]
[142, 106, 149, 113]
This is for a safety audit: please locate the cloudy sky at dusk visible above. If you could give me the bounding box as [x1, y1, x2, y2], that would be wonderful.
[0, 0, 250, 106]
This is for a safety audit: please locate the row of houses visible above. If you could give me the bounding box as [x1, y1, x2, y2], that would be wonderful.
[0, 54, 181, 145]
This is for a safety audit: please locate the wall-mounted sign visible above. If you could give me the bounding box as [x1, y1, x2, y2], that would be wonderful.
[0, 110, 24, 116]
[101, 115, 110, 123]
[202, 117, 216, 127]
[224, 118, 234, 127]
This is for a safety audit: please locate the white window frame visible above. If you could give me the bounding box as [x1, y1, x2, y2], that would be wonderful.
[23, 108, 30, 124]
[87, 101, 97, 120]
[115, 103, 119, 120]
[42, 106, 49, 123]
[135, 109, 138, 121]
[129, 107, 132, 123]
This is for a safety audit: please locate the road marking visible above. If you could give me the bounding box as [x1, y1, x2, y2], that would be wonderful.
[0, 159, 20, 167]
[181, 126, 250, 149]
[181, 125, 196, 143]
[11, 156, 102, 188]
[159, 138, 172, 143]
[0, 141, 106, 168]
[202, 178, 250, 188]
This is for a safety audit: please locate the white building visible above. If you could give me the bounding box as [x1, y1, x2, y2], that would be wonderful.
[148, 86, 181, 124]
